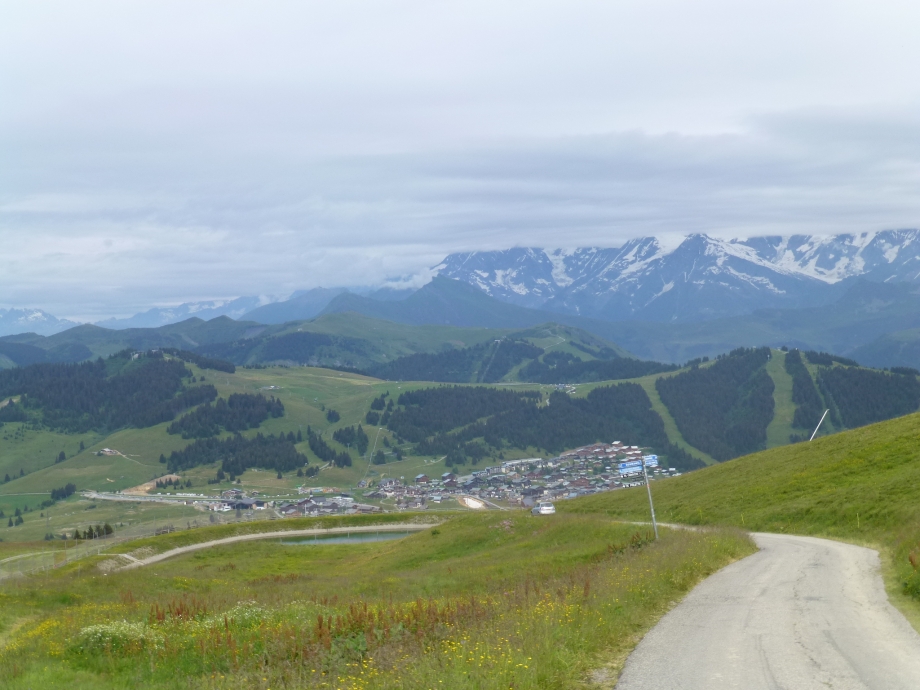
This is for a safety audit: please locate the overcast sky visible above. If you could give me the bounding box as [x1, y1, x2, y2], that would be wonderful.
[2, 1, 920, 320]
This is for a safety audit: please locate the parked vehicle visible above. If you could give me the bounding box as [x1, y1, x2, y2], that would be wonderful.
[531, 501, 556, 516]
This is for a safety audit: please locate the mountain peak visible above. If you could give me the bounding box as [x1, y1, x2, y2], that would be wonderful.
[435, 230, 920, 323]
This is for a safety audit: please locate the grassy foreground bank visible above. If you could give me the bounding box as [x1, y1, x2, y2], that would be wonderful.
[0, 512, 752, 689]
[567, 410, 920, 609]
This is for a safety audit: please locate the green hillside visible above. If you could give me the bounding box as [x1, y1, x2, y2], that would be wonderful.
[567, 410, 920, 607]
[0, 512, 752, 689]
[4, 345, 920, 547]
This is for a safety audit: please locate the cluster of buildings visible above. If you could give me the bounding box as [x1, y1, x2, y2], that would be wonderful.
[181, 442, 677, 516]
[360, 442, 678, 509]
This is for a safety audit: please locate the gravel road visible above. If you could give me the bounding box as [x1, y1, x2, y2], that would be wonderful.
[616, 533, 920, 689]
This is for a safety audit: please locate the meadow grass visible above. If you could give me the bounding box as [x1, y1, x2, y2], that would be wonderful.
[0, 511, 753, 689]
[565, 410, 920, 611]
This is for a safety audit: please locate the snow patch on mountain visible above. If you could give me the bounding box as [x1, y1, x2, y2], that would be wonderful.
[435, 230, 920, 323]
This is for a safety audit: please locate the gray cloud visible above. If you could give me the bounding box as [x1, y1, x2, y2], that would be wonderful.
[1, 2, 920, 319]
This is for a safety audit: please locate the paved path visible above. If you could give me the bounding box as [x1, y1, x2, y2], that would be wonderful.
[117, 523, 436, 570]
[616, 533, 920, 689]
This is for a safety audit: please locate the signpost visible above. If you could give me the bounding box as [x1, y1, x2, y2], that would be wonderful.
[641, 455, 659, 539]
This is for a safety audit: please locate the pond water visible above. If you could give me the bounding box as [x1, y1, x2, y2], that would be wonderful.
[280, 532, 412, 546]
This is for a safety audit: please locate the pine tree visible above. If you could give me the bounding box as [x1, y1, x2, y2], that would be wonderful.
[57, 450, 66, 463]
[6, 518, 11, 527]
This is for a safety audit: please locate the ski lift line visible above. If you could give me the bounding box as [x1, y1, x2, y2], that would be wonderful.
[809, 409, 830, 442]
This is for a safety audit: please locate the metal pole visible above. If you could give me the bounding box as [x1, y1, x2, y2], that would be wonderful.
[809, 409, 829, 441]
[641, 457, 659, 540]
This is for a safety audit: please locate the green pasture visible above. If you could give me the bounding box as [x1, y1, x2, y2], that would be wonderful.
[0, 509, 752, 689]
[566, 409, 920, 613]
[0, 495, 201, 543]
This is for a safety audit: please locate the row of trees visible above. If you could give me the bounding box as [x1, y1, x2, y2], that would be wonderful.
[306, 427, 353, 467]
[166, 393, 284, 438]
[656, 347, 775, 461]
[72, 523, 114, 540]
[166, 432, 311, 476]
[50, 483, 77, 501]
[160, 348, 236, 373]
[332, 424, 369, 455]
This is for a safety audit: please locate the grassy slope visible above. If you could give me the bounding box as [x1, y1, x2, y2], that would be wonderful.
[0, 511, 753, 689]
[4, 348, 916, 541]
[565, 410, 920, 612]
[278, 312, 508, 352]
[764, 350, 795, 447]
[634, 373, 716, 466]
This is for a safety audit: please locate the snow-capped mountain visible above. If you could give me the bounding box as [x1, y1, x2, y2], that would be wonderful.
[435, 230, 920, 322]
[0, 308, 80, 337]
[95, 296, 270, 329]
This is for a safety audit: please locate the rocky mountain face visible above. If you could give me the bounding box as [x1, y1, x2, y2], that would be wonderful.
[435, 230, 920, 322]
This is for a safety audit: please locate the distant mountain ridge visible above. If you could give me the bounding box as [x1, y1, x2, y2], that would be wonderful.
[0, 308, 78, 337]
[96, 296, 269, 329]
[435, 230, 920, 322]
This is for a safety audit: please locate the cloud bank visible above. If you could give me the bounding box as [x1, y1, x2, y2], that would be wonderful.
[1, 1, 919, 319]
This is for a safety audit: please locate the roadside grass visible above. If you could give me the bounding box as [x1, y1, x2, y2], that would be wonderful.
[564, 410, 920, 615]
[0, 512, 754, 689]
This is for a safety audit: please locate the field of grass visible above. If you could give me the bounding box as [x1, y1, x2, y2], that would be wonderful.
[0, 509, 753, 689]
[566, 409, 920, 611]
[0, 495, 201, 544]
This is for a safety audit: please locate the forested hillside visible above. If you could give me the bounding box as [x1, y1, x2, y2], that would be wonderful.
[817, 366, 920, 428]
[166, 393, 285, 438]
[0, 351, 217, 433]
[369, 336, 673, 384]
[165, 432, 313, 478]
[656, 347, 775, 461]
[384, 385, 704, 471]
[518, 351, 675, 383]
[371, 339, 543, 383]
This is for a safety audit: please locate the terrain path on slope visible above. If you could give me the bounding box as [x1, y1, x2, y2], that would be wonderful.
[615, 533, 920, 690]
[117, 523, 437, 570]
